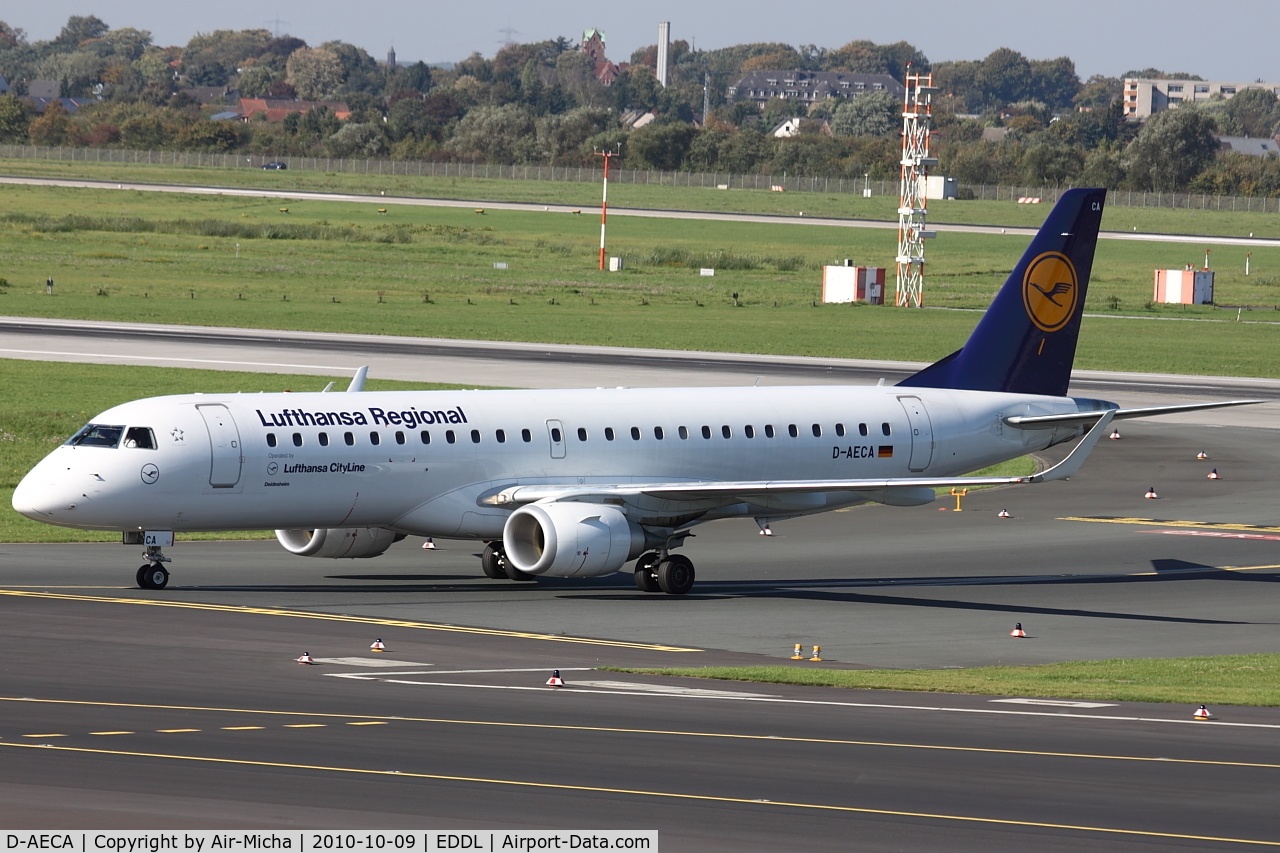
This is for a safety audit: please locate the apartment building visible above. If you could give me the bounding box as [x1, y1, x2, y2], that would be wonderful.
[1123, 78, 1280, 119]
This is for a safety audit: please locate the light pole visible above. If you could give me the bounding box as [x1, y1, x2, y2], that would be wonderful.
[595, 145, 620, 270]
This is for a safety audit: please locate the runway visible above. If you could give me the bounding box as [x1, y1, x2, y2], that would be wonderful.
[3, 174, 1278, 248]
[3, 316, 1279, 427]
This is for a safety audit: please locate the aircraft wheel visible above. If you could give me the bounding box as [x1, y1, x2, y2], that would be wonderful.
[657, 555, 695, 595]
[481, 544, 507, 579]
[137, 565, 169, 590]
[504, 559, 537, 582]
[634, 552, 661, 592]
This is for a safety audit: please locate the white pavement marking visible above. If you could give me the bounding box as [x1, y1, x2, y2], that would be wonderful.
[324, 667, 595, 680]
[359, 677, 1280, 730]
[4, 174, 1278, 247]
[570, 680, 776, 698]
[0, 347, 355, 372]
[991, 698, 1118, 708]
[311, 657, 430, 668]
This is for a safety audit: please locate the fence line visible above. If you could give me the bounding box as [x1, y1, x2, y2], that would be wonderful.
[2, 144, 1278, 213]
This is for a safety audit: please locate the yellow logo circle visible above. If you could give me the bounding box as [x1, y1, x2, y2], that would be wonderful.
[1022, 252, 1078, 333]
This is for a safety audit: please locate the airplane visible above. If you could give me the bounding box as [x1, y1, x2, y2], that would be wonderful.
[11, 188, 1259, 594]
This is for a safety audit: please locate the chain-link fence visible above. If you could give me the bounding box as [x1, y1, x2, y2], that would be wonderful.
[3, 143, 1279, 213]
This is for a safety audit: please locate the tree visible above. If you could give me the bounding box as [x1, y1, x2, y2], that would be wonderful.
[177, 120, 242, 151]
[1124, 106, 1219, 190]
[1027, 57, 1080, 110]
[35, 51, 107, 97]
[975, 48, 1031, 107]
[0, 94, 32, 141]
[326, 122, 386, 157]
[0, 20, 27, 46]
[627, 122, 696, 170]
[286, 47, 343, 100]
[830, 90, 900, 138]
[237, 66, 279, 97]
[1073, 75, 1122, 111]
[403, 61, 433, 94]
[104, 28, 151, 61]
[120, 113, 168, 148]
[1221, 88, 1280, 138]
[55, 15, 109, 48]
[447, 104, 538, 162]
[536, 106, 612, 162]
[27, 101, 79, 145]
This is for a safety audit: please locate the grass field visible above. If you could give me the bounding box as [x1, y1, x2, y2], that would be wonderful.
[3, 184, 1280, 375]
[0, 358, 475, 542]
[607, 654, 1280, 706]
[3, 156, 1279, 238]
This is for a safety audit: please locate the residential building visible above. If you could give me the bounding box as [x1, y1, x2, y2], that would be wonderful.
[728, 70, 904, 106]
[768, 117, 831, 138]
[25, 96, 89, 114]
[27, 79, 60, 98]
[237, 99, 351, 122]
[1217, 136, 1280, 157]
[0, 75, 9, 95]
[1123, 78, 1280, 119]
[180, 86, 239, 105]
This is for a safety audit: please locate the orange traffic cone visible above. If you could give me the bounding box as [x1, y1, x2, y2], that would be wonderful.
[998, 509, 1011, 519]
[1196, 451, 1208, 460]
[1194, 705, 1213, 721]
[1207, 469, 1220, 480]
[296, 652, 314, 665]
[370, 639, 386, 652]
[1010, 623, 1027, 638]
[1109, 429, 1121, 440]
[1145, 487, 1158, 499]
[422, 538, 436, 550]
[546, 670, 566, 688]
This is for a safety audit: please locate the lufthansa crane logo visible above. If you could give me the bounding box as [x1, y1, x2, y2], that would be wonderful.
[1022, 252, 1078, 333]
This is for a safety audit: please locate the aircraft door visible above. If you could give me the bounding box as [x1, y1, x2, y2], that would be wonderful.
[197, 404, 243, 487]
[546, 419, 567, 459]
[897, 396, 934, 471]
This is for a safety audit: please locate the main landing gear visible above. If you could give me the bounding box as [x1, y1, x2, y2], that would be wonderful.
[136, 544, 171, 590]
[634, 551, 695, 596]
[481, 543, 535, 582]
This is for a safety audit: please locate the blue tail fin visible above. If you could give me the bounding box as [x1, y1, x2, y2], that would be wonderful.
[898, 188, 1106, 397]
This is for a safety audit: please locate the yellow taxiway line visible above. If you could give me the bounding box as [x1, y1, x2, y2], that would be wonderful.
[1061, 516, 1280, 534]
[1, 740, 1274, 846]
[0, 588, 700, 652]
[2, 696, 1277, 771]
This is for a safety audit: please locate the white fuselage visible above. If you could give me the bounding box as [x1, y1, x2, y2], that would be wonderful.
[12, 385, 1094, 538]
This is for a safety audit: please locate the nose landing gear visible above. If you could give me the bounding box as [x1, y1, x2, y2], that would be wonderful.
[137, 545, 171, 590]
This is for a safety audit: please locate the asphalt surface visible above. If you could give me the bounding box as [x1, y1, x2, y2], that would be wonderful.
[3, 419, 1280, 846]
[4, 174, 1279, 248]
[3, 316, 1279, 427]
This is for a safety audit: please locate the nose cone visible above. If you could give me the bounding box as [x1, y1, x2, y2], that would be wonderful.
[12, 460, 62, 520]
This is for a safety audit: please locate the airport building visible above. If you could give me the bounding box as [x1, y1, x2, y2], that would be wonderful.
[1123, 77, 1280, 119]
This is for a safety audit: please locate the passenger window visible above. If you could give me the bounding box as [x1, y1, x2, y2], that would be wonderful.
[496, 429, 505, 444]
[654, 426, 664, 440]
[369, 432, 381, 446]
[319, 432, 330, 447]
[293, 433, 303, 447]
[744, 425, 755, 438]
[446, 430, 456, 444]
[267, 433, 277, 448]
[701, 425, 711, 439]
[420, 430, 431, 444]
[678, 426, 689, 440]
[550, 427, 562, 442]
[345, 432, 355, 446]
[859, 423, 869, 436]
[835, 423, 845, 437]
[577, 427, 587, 441]
[605, 427, 615, 441]
[882, 422, 892, 436]
[631, 427, 641, 440]
[788, 424, 798, 438]
[471, 430, 481, 444]
[521, 428, 532, 442]
[812, 424, 822, 437]
[396, 431, 406, 445]
[765, 424, 775, 438]
[123, 427, 156, 449]
[721, 425, 732, 439]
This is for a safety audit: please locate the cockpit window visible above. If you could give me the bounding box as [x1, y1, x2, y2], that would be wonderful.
[66, 424, 125, 448]
[123, 427, 156, 449]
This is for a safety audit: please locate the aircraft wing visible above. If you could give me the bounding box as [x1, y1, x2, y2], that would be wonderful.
[1005, 399, 1262, 429]
[484, 411, 1114, 507]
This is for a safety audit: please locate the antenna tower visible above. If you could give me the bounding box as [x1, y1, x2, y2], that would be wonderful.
[894, 69, 937, 308]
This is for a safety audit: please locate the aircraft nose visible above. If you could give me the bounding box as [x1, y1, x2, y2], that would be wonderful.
[11, 464, 67, 520]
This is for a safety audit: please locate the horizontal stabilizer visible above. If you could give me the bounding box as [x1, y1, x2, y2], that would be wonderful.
[1005, 400, 1262, 429]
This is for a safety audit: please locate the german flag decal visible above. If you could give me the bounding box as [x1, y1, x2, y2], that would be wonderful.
[877, 446, 894, 458]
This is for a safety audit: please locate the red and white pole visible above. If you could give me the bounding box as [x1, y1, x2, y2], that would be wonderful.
[596, 149, 615, 270]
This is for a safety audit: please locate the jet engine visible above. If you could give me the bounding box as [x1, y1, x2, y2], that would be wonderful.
[275, 527, 403, 558]
[503, 502, 646, 578]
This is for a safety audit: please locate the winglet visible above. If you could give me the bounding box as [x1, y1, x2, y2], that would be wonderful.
[346, 366, 369, 393]
[1029, 409, 1114, 483]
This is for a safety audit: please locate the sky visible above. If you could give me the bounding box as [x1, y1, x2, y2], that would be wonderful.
[7, 0, 1279, 83]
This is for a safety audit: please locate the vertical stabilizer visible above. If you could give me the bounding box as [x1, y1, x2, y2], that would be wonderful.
[898, 188, 1106, 397]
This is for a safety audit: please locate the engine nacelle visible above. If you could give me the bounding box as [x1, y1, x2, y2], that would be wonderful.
[275, 527, 402, 558]
[503, 502, 646, 578]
